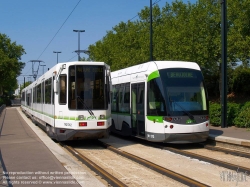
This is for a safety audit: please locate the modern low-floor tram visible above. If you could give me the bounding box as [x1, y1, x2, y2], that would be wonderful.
[111, 61, 209, 143]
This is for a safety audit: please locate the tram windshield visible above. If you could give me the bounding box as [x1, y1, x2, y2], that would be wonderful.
[147, 68, 208, 116]
[68, 65, 108, 110]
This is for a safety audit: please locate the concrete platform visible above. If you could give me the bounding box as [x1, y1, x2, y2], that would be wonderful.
[209, 125, 250, 147]
[0, 107, 105, 187]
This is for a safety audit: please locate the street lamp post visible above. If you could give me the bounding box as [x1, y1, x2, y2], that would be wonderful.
[74, 50, 90, 59]
[150, 0, 153, 61]
[53, 51, 61, 64]
[73, 30, 85, 61]
[221, 0, 227, 128]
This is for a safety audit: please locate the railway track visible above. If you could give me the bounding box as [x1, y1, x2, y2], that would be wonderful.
[128, 136, 250, 175]
[59, 135, 250, 186]
[60, 141, 208, 187]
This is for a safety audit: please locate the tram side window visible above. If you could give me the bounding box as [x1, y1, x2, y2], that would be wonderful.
[52, 77, 55, 105]
[33, 87, 36, 103]
[41, 81, 44, 103]
[124, 83, 130, 104]
[26, 89, 32, 106]
[26, 91, 28, 105]
[118, 85, 123, 112]
[121, 83, 130, 113]
[30, 90, 32, 105]
[45, 78, 52, 104]
[21, 92, 24, 102]
[59, 75, 67, 104]
[37, 84, 41, 103]
[111, 85, 117, 112]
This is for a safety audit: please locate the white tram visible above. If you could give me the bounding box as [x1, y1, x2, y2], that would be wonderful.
[111, 61, 209, 143]
[21, 61, 112, 141]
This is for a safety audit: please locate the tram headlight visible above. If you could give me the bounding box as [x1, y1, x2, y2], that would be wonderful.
[99, 114, 106, 119]
[78, 115, 84, 120]
[164, 117, 172, 122]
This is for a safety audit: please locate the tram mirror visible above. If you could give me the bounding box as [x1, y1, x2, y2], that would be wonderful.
[54, 80, 58, 93]
[107, 69, 110, 76]
[62, 64, 66, 69]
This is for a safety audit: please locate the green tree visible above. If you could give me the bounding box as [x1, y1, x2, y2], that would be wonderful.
[88, 0, 250, 97]
[0, 34, 25, 96]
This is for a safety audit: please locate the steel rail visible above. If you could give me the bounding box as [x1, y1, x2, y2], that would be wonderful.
[60, 143, 127, 187]
[205, 139, 250, 153]
[204, 144, 250, 159]
[99, 141, 209, 187]
[127, 135, 250, 174]
[162, 146, 250, 174]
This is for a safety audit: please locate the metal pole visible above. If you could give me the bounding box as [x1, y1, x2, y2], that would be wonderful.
[150, 0, 153, 61]
[53, 51, 61, 64]
[78, 32, 80, 61]
[221, 0, 227, 128]
[73, 30, 85, 61]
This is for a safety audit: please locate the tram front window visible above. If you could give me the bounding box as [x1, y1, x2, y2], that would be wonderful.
[68, 65, 106, 110]
[147, 77, 167, 116]
[160, 68, 208, 114]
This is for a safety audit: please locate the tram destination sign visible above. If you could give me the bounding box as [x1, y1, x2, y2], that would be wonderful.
[167, 72, 196, 78]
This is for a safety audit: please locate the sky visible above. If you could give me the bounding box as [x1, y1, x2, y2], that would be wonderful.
[0, 0, 196, 85]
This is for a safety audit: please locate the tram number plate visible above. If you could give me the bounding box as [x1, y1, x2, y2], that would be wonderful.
[147, 134, 154, 138]
[64, 123, 72, 127]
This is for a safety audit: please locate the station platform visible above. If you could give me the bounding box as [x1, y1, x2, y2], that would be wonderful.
[0, 107, 105, 187]
[209, 125, 250, 147]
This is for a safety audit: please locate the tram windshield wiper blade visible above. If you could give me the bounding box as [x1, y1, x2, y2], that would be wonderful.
[77, 96, 94, 116]
[169, 98, 194, 120]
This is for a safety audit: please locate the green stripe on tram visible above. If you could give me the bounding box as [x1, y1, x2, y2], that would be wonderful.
[147, 70, 160, 82]
[147, 116, 163, 123]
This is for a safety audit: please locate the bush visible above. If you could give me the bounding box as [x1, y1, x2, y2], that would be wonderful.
[227, 103, 241, 126]
[233, 102, 250, 128]
[209, 102, 241, 127]
[209, 102, 221, 126]
[0, 96, 11, 106]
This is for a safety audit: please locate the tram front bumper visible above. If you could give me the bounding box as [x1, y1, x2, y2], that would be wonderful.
[146, 131, 209, 143]
[55, 127, 110, 141]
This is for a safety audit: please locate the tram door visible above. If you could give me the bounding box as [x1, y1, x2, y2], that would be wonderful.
[131, 83, 145, 137]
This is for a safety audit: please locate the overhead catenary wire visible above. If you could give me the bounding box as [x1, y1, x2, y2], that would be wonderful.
[37, 0, 82, 60]
[21, 0, 162, 82]
[21, 0, 81, 79]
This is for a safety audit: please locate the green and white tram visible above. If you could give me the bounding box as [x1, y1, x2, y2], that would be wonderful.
[21, 61, 111, 141]
[111, 61, 209, 143]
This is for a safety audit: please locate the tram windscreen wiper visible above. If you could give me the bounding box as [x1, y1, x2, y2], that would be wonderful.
[169, 98, 194, 120]
[77, 96, 94, 116]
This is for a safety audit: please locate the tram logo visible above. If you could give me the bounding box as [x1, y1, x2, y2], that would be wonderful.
[186, 119, 196, 124]
[87, 116, 97, 120]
